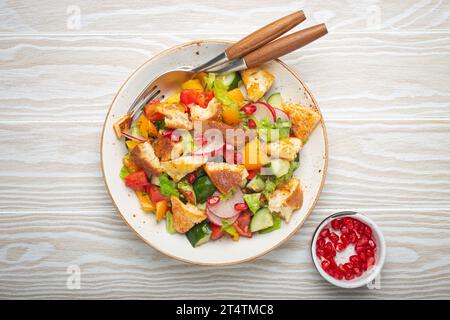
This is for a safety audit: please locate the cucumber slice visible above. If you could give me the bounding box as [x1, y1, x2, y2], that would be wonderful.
[217, 72, 240, 90]
[267, 92, 283, 108]
[246, 176, 265, 192]
[259, 215, 282, 234]
[269, 159, 290, 178]
[165, 212, 176, 234]
[186, 221, 212, 247]
[250, 208, 274, 232]
[243, 193, 262, 214]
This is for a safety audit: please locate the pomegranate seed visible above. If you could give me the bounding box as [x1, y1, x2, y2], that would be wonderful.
[316, 248, 324, 258]
[345, 272, 355, 280]
[349, 255, 360, 265]
[329, 232, 339, 244]
[366, 249, 374, 257]
[341, 226, 349, 234]
[331, 218, 342, 230]
[358, 252, 367, 261]
[353, 267, 362, 277]
[336, 271, 344, 280]
[364, 226, 372, 237]
[241, 104, 257, 115]
[338, 264, 346, 273]
[355, 245, 365, 253]
[207, 196, 220, 206]
[342, 234, 351, 245]
[187, 173, 196, 184]
[368, 239, 376, 249]
[248, 119, 257, 129]
[321, 260, 331, 271]
[343, 217, 354, 230]
[162, 129, 174, 137]
[357, 238, 369, 247]
[343, 263, 354, 272]
[234, 202, 248, 212]
[349, 231, 357, 244]
[353, 219, 361, 230]
[335, 242, 346, 252]
[320, 228, 330, 239]
[367, 257, 375, 268]
[317, 238, 325, 249]
[324, 242, 333, 253]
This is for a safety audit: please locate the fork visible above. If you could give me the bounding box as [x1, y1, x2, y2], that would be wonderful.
[127, 10, 306, 120]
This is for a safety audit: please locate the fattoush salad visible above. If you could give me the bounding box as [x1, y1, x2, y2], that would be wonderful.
[113, 67, 321, 247]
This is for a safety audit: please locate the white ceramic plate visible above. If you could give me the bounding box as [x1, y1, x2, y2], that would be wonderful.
[101, 40, 328, 265]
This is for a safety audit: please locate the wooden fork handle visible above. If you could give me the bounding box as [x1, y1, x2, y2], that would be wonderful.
[244, 23, 328, 68]
[225, 10, 306, 60]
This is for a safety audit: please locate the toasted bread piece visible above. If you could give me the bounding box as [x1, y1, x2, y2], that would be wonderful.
[281, 103, 321, 142]
[171, 196, 207, 233]
[190, 97, 221, 121]
[268, 178, 303, 222]
[204, 162, 249, 194]
[153, 136, 183, 161]
[130, 141, 162, 177]
[156, 103, 193, 130]
[266, 137, 302, 161]
[113, 114, 132, 139]
[240, 67, 275, 102]
[160, 155, 208, 182]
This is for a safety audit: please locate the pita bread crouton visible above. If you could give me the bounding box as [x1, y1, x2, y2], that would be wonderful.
[160, 155, 208, 182]
[240, 67, 275, 102]
[170, 196, 207, 233]
[130, 141, 162, 177]
[281, 103, 321, 142]
[268, 178, 303, 222]
[204, 162, 249, 194]
[156, 103, 193, 130]
[267, 137, 302, 161]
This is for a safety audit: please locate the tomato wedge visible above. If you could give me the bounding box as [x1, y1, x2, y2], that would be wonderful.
[180, 90, 214, 108]
[124, 171, 149, 192]
[146, 184, 168, 203]
[210, 223, 224, 240]
[233, 211, 252, 238]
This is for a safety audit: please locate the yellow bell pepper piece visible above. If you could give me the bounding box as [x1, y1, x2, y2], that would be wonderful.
[126, 140, 139, 151]
[136, 191, 155, 212]
[228, 88, 244, 105]
[243, 138, 269, 170]
[165, 92, 181, 104]
[222, 105, 240, 126]
[136, 114, 149, 139]
[155, 200, 168, 222]
[181, 79, 203, 91]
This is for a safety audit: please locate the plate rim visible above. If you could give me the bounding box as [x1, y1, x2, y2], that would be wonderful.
[100, 39, 329, 266]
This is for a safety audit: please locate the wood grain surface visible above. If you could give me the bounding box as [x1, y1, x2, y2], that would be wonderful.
[0, 0, 449, 299]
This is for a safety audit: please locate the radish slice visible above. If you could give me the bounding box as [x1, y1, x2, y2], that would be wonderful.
[251, 102, 276, 123]
[207, 210, 239, 226]
[274, 108, 290, 122]
[207, 189, 244, 219]
[121, 131, 147, 142]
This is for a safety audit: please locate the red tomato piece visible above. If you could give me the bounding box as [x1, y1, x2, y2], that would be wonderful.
[146, 184, 168, 203]
[180, 90, 214, 108]
[233, 211, 252, 238]
[124, 171, 149, 192]
[210, 224, 224, 241]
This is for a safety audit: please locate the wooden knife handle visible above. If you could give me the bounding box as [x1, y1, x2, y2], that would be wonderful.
[225, 11, 306, 60]
[244, 23, 328, 68]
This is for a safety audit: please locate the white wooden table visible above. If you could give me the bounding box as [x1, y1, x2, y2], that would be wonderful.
[0, 0, 449, 299]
